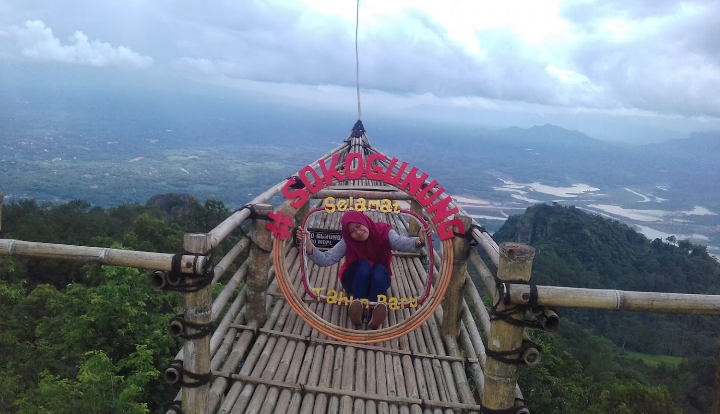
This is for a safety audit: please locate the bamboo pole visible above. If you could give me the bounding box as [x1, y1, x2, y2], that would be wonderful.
[506, 284, 720, 315]
[482, 243, 535, 412]
[247, 204, 273, 325]
[212, 237, 249, 284]
[0, 239, 208, 273]
[181, 233, 213, 414]
[713, 347, 720, 414]
[408, 199, 422, 237]
[208, 142, 349, 248]
[442, 215, 472, 338]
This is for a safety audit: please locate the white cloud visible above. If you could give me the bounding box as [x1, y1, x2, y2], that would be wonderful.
[12, 20, 153, 69]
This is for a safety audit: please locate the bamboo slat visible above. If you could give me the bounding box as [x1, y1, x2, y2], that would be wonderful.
[216, 371, 484, 411]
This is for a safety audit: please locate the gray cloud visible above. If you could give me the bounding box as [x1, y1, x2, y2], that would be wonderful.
[0, 0, 718, 121]
[10, 20, 153, 69]
[562, 0, 720, 117]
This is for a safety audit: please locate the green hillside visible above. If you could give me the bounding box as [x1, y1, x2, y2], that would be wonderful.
[491, 203, 720, 414]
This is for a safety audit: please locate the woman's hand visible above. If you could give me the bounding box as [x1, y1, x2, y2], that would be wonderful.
[416, 227, 432, 248]
[297, 226, 314, 255]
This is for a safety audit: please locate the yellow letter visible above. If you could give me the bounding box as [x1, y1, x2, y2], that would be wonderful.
[337, 290, 350, 307]
[388, 297, 400, 310]
[409, 296, 418, 308]
[355, 197, 366, 212]
[337, 199, 347, 212]
[393, 201, 401, 214]
[327, 289, 337, 304]
[380, 199, 392, 213]
[324, 197, 336, 213]
[311, 287, 326, 301]
[368, 200, 380, 211]
[360, 298, 370, 309]
[400, 297, 409, 309]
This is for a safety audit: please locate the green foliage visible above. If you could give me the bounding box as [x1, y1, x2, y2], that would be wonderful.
[586, 382, 683, 414]
[495, 204, 720, 414]
[0, 197, 236, 413]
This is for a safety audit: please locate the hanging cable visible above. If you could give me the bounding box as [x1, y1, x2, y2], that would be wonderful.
[355, 0, 362, 120]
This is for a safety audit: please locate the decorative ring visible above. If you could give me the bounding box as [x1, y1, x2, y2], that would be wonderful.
[273, 220, 454, 344]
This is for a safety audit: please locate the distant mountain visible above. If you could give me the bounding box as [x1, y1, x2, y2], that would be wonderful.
[494, 124, 612, 149]
[645, 131, 720, 157]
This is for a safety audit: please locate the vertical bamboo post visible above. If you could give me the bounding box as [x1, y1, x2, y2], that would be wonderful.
[441, 215, 472, 338]
[712, 342, 720, 414]
[246, 204, 272, 325]
[408, 199, 422, 237]
[182, 233, 213, 414]
[295, 202, 309, 230]
[482, 242, 535, 411]
[0, 191, 4, 234]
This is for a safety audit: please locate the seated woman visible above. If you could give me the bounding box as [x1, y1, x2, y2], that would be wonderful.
[297, 211, 429, 329]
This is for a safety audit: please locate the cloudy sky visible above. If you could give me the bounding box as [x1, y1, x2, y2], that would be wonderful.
[1, 0, 719, 142]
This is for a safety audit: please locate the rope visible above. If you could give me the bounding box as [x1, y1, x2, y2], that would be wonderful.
[234, 204, 273, 253]
[168, 360, 213, 388]
[162, 251, 215, 293]
[480, 404, 530, 414]
[490, 274, 545, 329]
[355, 0, 362, 120]
[166, 400, 184, 414]
[171, 314, 215, 339]
[485, 339, 541, 365]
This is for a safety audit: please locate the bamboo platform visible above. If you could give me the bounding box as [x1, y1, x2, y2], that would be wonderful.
[201, 216, 488, 414]
[187, 134, 491, 413]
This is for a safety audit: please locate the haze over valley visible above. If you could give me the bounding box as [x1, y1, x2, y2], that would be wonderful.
[1, 74, 719, 258]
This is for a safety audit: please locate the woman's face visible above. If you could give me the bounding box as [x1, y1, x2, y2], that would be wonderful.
[347, 222, 369, 241]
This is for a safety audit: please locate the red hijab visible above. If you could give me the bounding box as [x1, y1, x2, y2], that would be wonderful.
[341, 211, 393, 276]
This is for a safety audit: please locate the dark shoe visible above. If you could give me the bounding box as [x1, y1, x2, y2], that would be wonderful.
[369, 303, 387, 329]
[349, 299, 363, 326]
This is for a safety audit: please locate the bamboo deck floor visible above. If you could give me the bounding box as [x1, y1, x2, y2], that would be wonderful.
[208, 201, 482, 414]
